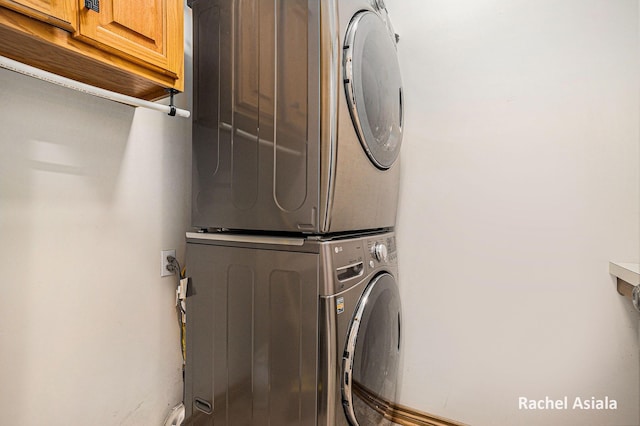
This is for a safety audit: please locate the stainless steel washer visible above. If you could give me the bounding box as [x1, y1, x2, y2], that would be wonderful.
[188, 0, 404, 234]
[184, 231, 402, 425]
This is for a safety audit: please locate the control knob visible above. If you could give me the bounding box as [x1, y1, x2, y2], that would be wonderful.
[371, 242, 388, 262]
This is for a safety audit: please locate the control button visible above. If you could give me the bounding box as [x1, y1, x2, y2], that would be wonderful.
[371, 242, 388, 262]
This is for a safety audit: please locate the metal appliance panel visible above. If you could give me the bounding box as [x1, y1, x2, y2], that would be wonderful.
[317, 232, 400, 425]
[328, 0, 401, 233]
[185, 241, 319, 425]
[191, 0, 402, 234]
[185, 231, 400, 425]
[191, 0, 321, 232]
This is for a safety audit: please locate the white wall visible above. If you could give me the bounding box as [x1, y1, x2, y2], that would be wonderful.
[0, 8, 192, 425]
[389, 0, 640, 425]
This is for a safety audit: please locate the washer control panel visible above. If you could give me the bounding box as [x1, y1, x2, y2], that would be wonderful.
[323, 232, 397, 296]
[366, 234, 397, 267]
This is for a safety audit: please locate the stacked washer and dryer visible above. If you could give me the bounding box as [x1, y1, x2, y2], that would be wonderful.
[184, 0, 404, 424]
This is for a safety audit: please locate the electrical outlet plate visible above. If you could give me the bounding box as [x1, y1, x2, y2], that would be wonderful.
[161, 249, 176, 277]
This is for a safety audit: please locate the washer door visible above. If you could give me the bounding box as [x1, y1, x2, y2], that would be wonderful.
[342, 273, 402, 425]
[344, 11, 404, 170]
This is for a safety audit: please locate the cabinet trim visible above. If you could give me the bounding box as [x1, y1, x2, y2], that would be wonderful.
[0, 0, 76, 31]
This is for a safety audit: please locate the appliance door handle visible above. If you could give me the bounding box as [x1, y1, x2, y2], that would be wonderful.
[194, 397, 213, 415]
[399, 87, 403, 130]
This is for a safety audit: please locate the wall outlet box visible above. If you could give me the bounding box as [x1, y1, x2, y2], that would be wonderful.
[161, 249, 176, 277]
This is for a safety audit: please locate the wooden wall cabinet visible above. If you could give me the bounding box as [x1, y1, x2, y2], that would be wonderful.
[0, 0, 184, 100]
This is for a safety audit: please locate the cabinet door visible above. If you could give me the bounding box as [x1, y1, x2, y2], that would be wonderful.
[76, 0, 182, 78]
[0, 0, 76, 30]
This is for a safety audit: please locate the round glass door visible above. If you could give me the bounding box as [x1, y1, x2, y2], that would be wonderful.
[343, 11, 404, 170]
[342, 273, 402, 425]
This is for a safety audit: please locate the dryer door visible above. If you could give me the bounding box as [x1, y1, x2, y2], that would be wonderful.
[342, 273, 402, 425]
[344, 11, 404, 170]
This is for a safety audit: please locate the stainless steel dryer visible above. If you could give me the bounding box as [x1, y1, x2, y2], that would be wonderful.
[189, 0, 404, 233]
[184, 231, 402, 425]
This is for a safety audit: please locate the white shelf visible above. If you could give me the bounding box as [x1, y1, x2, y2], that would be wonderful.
[609, 262, 640, 286]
